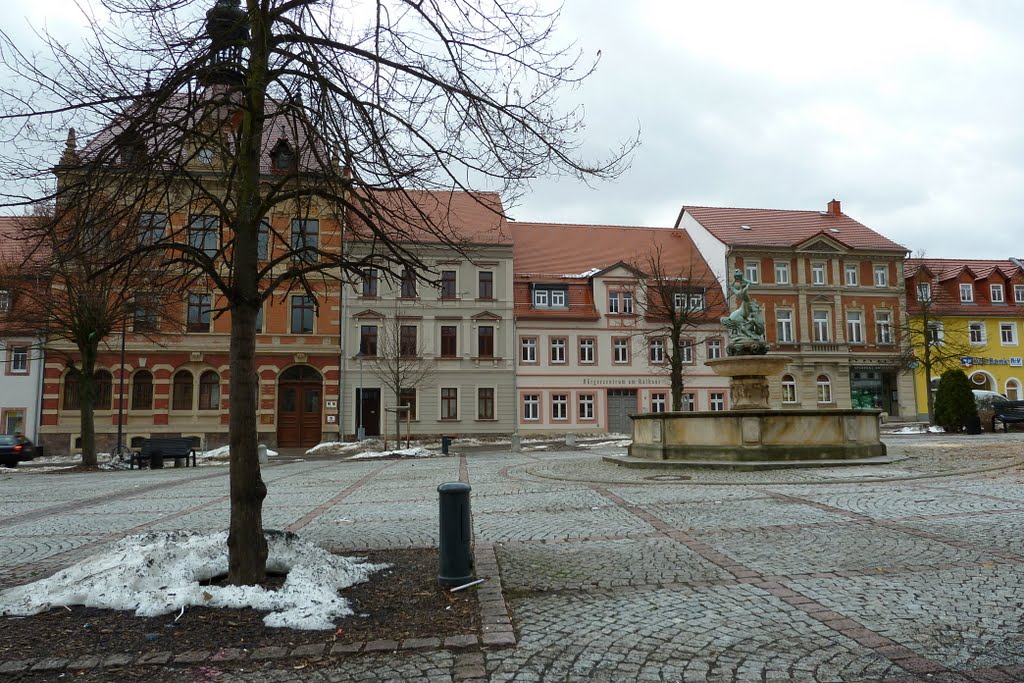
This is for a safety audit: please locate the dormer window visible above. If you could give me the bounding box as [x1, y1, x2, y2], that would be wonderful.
[0, 289, 10, 313]
[960, 283, 974, 302]
[532, 285, 567, 309]
[117, 131, 146, 165]
[917, 282, 931, 302]
[991, 284, 1005, 303]
[270, 138, 295, 172]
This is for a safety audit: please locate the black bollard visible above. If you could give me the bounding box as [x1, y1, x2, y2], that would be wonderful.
[441, 435, 451, 455]
[437, 482, 473, 586]
[150, 448, 164, 469]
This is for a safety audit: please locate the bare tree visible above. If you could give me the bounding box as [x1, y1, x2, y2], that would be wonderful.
[632, 245, 726, 411]
[0, 0, 633, 583]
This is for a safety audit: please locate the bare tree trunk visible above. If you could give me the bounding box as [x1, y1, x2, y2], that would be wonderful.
[78, 350, 98, 467]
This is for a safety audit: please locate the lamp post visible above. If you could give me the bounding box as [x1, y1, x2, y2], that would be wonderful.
[114, 313, 128, 459]
[355, 351, 365, 440]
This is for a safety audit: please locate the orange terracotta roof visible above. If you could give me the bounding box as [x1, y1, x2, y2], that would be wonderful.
[0, 216, 48, 267]
[513, 281, 599, 321]
[510, 222, 715, 279]
[348, 190, 510, 246]
[904, 258, 1023, 281]
[904, 258, 1024, 315]
[682, 203, 907, 252]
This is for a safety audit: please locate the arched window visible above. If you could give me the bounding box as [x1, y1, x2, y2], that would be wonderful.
[816, 374, 832, 404]
[95, 370, 113, 410]
[131, 370, 154, 410]
[1006, 379, 1021, 401]
[63, 373, 80, 410]
[199, 370, 220, 410]
[781, 374, 797, 403]
[172, 371, 194, 411]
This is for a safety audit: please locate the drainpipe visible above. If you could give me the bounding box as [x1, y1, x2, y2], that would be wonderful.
[337, 203, 349, 441]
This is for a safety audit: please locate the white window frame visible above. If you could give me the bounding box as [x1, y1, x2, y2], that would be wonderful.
[873, 264, 888, 287]
[706, 338, 722, 360]
[744, 261, 759, 284]
[523, 394, 539, 421]
[648, 338, 665, 364]
[520, 337, 537, 363]
[917, 282, 931, 302]
[550, 289, 566, 307]
[550, 337, 566, 364]
[1015, 284, 1024, 303]
[0, 289, 10, 312]
[1006, 379, 1022, 401]
[579, 338, 595, 364]
[551, 394, 568, 421]
[622, 291, 633, 314]
[608, 292, 619, 314]
[1000, 322, 1017, 345]
[781, 375, 797, 404]
[710, 393, 725, 411]
[682, 393, 695, 412]
[813, 310, 830, 343]
[926, 322, 944, 345]
[10, 346, 29, 374]
[992, 284, 1005, 303]
[969, 321, 986, 345]
[846, 311, 864, 344]
[776, 309, 794, 344]
[875, 310, 893, 345]
[680, 338, 694, 364]
[578, 394, 595, 420]
[811, 262, 826, 286]
[613, 338, 629, 364]
[651, 393, 667, 413]
[960, 284, 974, 302]
[844, 263, 858, 287]
[774, 261, 790, 285]
[816, 375, 833, 403]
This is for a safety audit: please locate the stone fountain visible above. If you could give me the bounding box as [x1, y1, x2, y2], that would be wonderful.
[616, 271, 888, 469]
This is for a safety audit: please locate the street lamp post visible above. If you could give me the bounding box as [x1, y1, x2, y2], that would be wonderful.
[114, 314, 128, 459]
[355, 351, 365, 440]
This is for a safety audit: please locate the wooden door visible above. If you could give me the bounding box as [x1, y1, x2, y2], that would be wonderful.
[277, 366, 322, 448]
[357, 388, 381, 437]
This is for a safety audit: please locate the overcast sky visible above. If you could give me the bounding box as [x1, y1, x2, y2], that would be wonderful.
[8, 0, 1022, 259]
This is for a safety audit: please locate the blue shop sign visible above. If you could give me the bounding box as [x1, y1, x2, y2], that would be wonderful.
[961, 356, 1023, 367]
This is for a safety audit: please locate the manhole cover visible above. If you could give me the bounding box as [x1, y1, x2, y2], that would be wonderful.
[644, 474, 692, 481]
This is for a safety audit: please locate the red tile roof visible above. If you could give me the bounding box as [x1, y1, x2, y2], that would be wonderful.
[681, 204, 907, 252]
[0, 216, 47, 267]
[904, 258, 1024, 315]
[348, 190, 510, 246]
[513, 281, 599, 321]
[510, 222, 715, 278]
[904, 258, 1023, 281]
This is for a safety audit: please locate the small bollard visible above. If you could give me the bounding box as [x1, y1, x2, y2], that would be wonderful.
[150, 449, 164, 469]
[441, 435, 452, 455]
[565, 433, 576, 447]
[258, 444, 269, 464]
[510, 434, 521, 452]
[437, 482, 474, 586]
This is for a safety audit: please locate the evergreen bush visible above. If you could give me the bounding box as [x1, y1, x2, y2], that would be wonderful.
[933, 369, 978, 433]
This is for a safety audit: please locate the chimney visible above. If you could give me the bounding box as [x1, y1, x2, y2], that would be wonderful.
[827, 199, 841, 216]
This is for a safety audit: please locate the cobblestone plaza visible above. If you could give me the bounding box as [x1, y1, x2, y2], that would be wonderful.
[1, 433, 1023, 682]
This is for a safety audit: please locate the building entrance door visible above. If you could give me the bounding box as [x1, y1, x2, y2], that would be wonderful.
[607, 389, 637, 434]
[356, 388, 381, 437]
[277, 365, 322, 448]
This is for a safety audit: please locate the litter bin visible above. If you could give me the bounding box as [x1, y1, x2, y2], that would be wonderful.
[34, 446, 43, 460]
[441, 435, 452, 455]
[150, 449, 165, 469]
[966, 414, 982, 435]
[437, 482, 473, 586]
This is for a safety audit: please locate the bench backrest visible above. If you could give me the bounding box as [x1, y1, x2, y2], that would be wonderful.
[993, 400, 1024, 415]
[140, 437, 195, 456]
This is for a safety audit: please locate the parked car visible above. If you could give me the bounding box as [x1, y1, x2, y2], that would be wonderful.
[0, 434, 34, 468]
[973, 389, 1008, 406]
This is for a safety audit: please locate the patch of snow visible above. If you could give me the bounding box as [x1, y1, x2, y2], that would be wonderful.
[0, 531, 387, 631]
[306, 441, 365, 456]
[350, 447, 434, 460]
[580, 439, 632, 449]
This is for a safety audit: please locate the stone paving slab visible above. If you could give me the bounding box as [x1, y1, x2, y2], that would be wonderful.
[645, 497, 853, 531]
[894, 511, 1024, 557]
[474, 506, 656, 543]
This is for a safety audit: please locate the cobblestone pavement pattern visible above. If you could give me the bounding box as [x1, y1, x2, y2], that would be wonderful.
[2, 432, 1024, 682]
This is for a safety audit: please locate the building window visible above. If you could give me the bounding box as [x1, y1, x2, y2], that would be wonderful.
[1000, 322, 1017, 345]
[362, 268, 378, 297]
[776, 309, 794, 344]
[290, 219, 319, 262]
[917, 282, 931, 302]
[401, 269, 417, 298]
[876, 311, 893, 344]
[10, 346, 28, 374]
[187, 293, 212, 332]
[816, 375, 833, 403]
[926, 322, 943, 345]
[133, 293, 159, 332]
[969, 322, 985, 345]
[811, 262, 826, 286]
[359, 324, 378, 356]
[960, 284, 974, 302]
[873, 264, 889, 287]
[0, 290, 9, 312]
[478, 326, 494, 358]
[257, 220, 270, 260]
[813, 310, 830, 343]
[622, 292, 633, 314]
[1006, 379, 1022, 401]
[680, 338, 694, 364]
[689, 292, 705, 311]
[440, 325, 457, 358]
[400, 325, 418, 358]
[440, 270, 457, 299]
[551, 289, 566, 307]
[2, 408, 25, 435]
[477, 388, 495, 420]
[782, 374, 797, 403]
[579, 338, 595, 364]
[138, 213, 167, 245]
[188, 215, 218, 257]
[290, 296, 315, 334]
[523, 394, 539, 421]
[533, 289, 548, 307]
[651, 393, 667, 413]
[613, 338, 629, 364]
[846, 311, 864, 344]
[774, 261, 790, 285]
[62, 373, 83, 410]
[441, 388, 458, 420]
[172, 370, 193, 410]
[648, 338, 665, 364]
[94, 371, 113, 409]
[255, 305, 264, 333]
[399, 388, 417, 420]
[608, 292, 619, 314]
[1015, 284, 1024, 303]
[198, 370, 220, 410]
[991, 284, 1005, 303]
[520, 337, 537, 363]
[533, 286, 567, 308]
[844, 263, 859, 287]
[682, 393, 695, 412]
[131, 370, 153, 410]
[744, 261, 759, 284]
[550, 337, 566, 363]
[568, 395, 590, 423]
[551, 394, 568, 420]
[478, 271, 494, 299]
[707, 338, 722, 360]
[710, 393, 725, 411]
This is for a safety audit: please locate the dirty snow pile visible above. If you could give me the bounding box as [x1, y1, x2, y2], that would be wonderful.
[351, 446, 433, 460]
[306, 441, 368, 457]
[0, 530, 388, 630]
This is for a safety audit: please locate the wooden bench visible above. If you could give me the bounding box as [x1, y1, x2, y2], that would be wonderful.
[130, 437, 197, 469]
[992, 400, 1024, 433]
